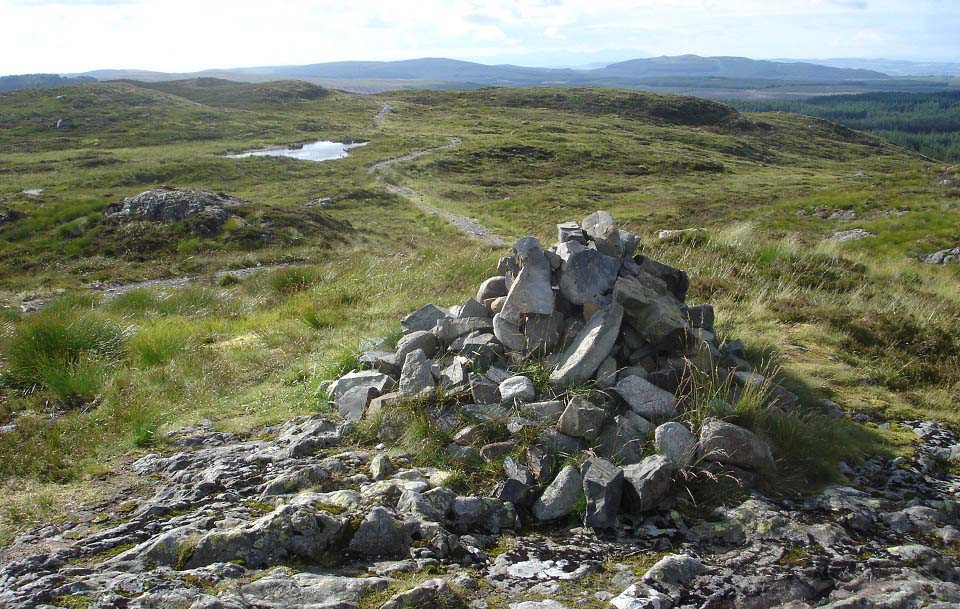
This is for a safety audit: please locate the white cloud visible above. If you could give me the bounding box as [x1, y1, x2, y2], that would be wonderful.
[0, 0, 957, 74]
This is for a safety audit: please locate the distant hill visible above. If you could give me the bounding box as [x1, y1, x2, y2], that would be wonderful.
[127, 78, 331, 107]
[0, 73, 96, 93]
[774, 58, 960, 77]
[596, 55, 890, 81]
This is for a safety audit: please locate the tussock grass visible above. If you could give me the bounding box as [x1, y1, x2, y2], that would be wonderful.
[128, 317, 195, 367]
[0, 307, 128, 404]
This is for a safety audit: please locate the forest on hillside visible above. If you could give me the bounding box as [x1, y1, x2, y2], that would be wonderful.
[730, 90, 960, 162]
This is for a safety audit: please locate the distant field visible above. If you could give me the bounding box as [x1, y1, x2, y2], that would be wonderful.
[729, 90, 960, 161]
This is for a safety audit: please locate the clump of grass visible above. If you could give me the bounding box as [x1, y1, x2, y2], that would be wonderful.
[128, 318, 195, 367]
[157, 286, 220, 316]
[109, 289, 162, 316]
[0, 309, 128, 403]
[269, 267, 321, 295]
[217, 274, 241, 287]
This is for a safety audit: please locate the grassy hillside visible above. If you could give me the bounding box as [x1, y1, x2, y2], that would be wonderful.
[730, 90, 960, 161]
[1, 81, 958, 543]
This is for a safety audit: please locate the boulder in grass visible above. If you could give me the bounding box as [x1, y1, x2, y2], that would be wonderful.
[557, 396, 609, 441]
[328, 371, 395, 401]
[699, 418, 775, 472]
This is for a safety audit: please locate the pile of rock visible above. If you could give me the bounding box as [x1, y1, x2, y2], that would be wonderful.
[923, 246, 960, 265]
[332, 211, 796, 529]
[105, 187, 249, 235]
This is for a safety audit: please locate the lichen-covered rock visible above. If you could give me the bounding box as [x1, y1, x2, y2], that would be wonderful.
[348, 506, 412, 557]
[613, 375, 677, 421]
[655, 421, 695, 467]
[186, 505, 345, 569]
[105, 187, 248, 234]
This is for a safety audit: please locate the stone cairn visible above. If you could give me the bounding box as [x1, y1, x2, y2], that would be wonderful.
[330, 211, 796, 528]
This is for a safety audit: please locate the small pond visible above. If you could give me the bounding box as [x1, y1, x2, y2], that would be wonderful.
[227, 140, 367, 162]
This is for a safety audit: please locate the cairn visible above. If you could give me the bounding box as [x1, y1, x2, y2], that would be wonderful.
[331, 211, 796, 527]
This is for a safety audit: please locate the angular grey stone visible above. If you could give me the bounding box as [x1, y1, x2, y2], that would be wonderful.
[582, 210, 623, 257]
[446, 443, 481, 463]
[655, 422, 695, 467]
[440, 358, 470, 392]
[477, 276, 508, 302]
[614, 375, 677, 421]
[399, 349, 436, 400]
[461, 403, 512, 422]
[526, 446, 557, 481]
[558, 248, 621, 306]
[494, 478, 533, 507]
[451, 496, 517, 533]
[328, 370, 395, 400]
[504, 456, 535, 486]
[685, 304, 715, 330]
[359, 349, 401, 376]
[337, 384, 378, 423]
[370, 454, 395, 481]
[595, 356, 618, 389]
[520, 400, 565, 424]
[493, 313, 526, 352]
[622, 455, 675, 513]
[459, 298, 490, 319]
[480, 440, 517, 462]
[470, 373, 501, 404]
[486, 366, 513, 383]
[613, 275, 688, 352]
[550, 304, 623, 387]
[348, 506, 412, 556]
[395, 330, 439, 364]
[580, 457, 623, 529]
[538, 429, 583, 456]
[532, 465, 583, 521]
[434, 317, 494, 344]
[453, 333, 504, 369]
[620, 230, 641, 258]
[499, 375, 536, 403]
[557, 396, 609, 441]
[643, 553, 706, 586]
[556, 239, 589, 262]
[636, 256, 689, 301]
[595, 412, 654, 465]
[557, 221, 586, 244]
[452, 424, 484, 446]
[500, 237, 555, 323]
[524, 311, 565, 354]
[402, 304, 451, 333]
[699, 418, 775, 471]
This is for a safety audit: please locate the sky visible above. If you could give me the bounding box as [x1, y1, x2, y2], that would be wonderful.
[1, 0, 958, 75]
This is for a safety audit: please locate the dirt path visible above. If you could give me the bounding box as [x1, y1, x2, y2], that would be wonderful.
[17, 264, 295, 312]
[367, 137, 505, 246]
[373, 102, 393, 128]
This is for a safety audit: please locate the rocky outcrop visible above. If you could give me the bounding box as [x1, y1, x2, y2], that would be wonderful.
[105, 187, 249, 235]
